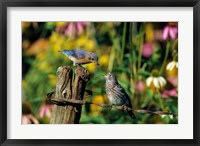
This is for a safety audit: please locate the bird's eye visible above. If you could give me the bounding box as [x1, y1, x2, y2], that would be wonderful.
[109, 74, 112, 77]
[91, 57, 94, 61]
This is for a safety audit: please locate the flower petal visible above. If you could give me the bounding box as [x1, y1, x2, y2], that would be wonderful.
[22, 115, 31, 124]
[146, 77, 153, 87]
[162, 89, 178, 97]
[158, 78, 164, 87]
[38, 106, 45, 118]
[153, 78, 160, 88]
[29, 114, 39, 124]
[45, 108, 51, 118]
[172, 27, 178, 34]
[161, 115, 166, 118]
[169, 115, 173, 119]
[158, 77, 166, 87]
[166, 62, 173, 70]
[142, 43, 154, 58]
[169, 27, 177, 40]
[168, 61, 176, 71]
[176, 62, 178, 68]
[162, 26, 169, 40]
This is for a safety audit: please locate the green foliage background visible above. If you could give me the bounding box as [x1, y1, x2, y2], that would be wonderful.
[22, 22, 178, 124]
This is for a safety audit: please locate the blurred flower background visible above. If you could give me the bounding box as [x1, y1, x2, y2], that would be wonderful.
[22, 22, 178, 124]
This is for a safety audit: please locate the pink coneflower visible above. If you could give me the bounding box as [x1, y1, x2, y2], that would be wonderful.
[167, 76, 178, 88]
[38, 104, 53, 118]
[142, 42, 154, 58]
[162, 23, 178, 41]
[56, 22, 87, 37]
[161, 89, 178, 98]
[135, 81, 145, 92]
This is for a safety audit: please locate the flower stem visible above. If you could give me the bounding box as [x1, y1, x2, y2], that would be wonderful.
[108, 46, 116, 72]
[159, 42, 170, 75]
[131, 23, 137, 79]
[121, 22, 127, 63]
[137, 32, 144, 72]
[158, 93, 164, 110]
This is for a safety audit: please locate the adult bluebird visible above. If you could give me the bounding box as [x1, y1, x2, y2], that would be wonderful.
[59, 49, 99, 66]
[105, 72, 136, 119]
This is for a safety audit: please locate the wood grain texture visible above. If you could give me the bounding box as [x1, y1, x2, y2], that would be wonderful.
[50, 66, 90, 124]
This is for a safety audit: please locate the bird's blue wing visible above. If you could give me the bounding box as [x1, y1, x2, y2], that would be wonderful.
[64, 50, 74, 56]
[72, 50, 87, 59]
[60, 50, 86, 59]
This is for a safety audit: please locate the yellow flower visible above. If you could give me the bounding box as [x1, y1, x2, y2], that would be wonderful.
[49, 32, 68, 57]
[146, 76, 166, 89]
[55, 22, 66, 27]
[77, 36, 86, 46]
[36, 53, 47, 61]
[145, 23, 154, 42]
[86, 39, 95, 51]
[48, 74, 57, 86]
[99, 55, 109, 66]
[53, 44, 61, 56]
[85, 63, 96, 73]
[36, 62, 52, 72]
[49, 32, 59, 43]
[90, 95, 104, 116]
[77, 36, 96, 51]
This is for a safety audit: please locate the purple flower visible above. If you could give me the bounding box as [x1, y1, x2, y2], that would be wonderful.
[162, 25, 178, 41]
[142, 42, 154, 58]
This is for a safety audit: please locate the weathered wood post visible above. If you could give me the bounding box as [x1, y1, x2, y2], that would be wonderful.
[50, 66, 90, 124]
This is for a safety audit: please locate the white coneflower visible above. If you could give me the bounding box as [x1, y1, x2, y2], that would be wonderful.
[166, 61, 178, 71]
[160, 114, 173, 119]
[146, 76, 167, 89]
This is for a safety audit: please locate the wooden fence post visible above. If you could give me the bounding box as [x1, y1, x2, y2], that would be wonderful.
[50, 66, 90, 124]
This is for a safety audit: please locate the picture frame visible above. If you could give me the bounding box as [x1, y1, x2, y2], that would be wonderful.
[0, 0, 199, 145]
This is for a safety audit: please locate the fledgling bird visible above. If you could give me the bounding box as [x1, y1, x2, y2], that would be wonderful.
[105, 72, 136, 119]
[59, 49, 99, 66]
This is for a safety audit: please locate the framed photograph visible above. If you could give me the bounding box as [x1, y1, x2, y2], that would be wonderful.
[0, 0, 199, 145]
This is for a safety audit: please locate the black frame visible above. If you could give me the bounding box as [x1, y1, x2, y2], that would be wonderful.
[0, 0, 199, 145]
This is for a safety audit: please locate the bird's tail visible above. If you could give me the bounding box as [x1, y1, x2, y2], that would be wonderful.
[128, 111, 136, 119]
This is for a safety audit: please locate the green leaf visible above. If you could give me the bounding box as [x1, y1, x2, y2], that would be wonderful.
[45, 22, 55, 30]
[138, 69, 150, 76]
